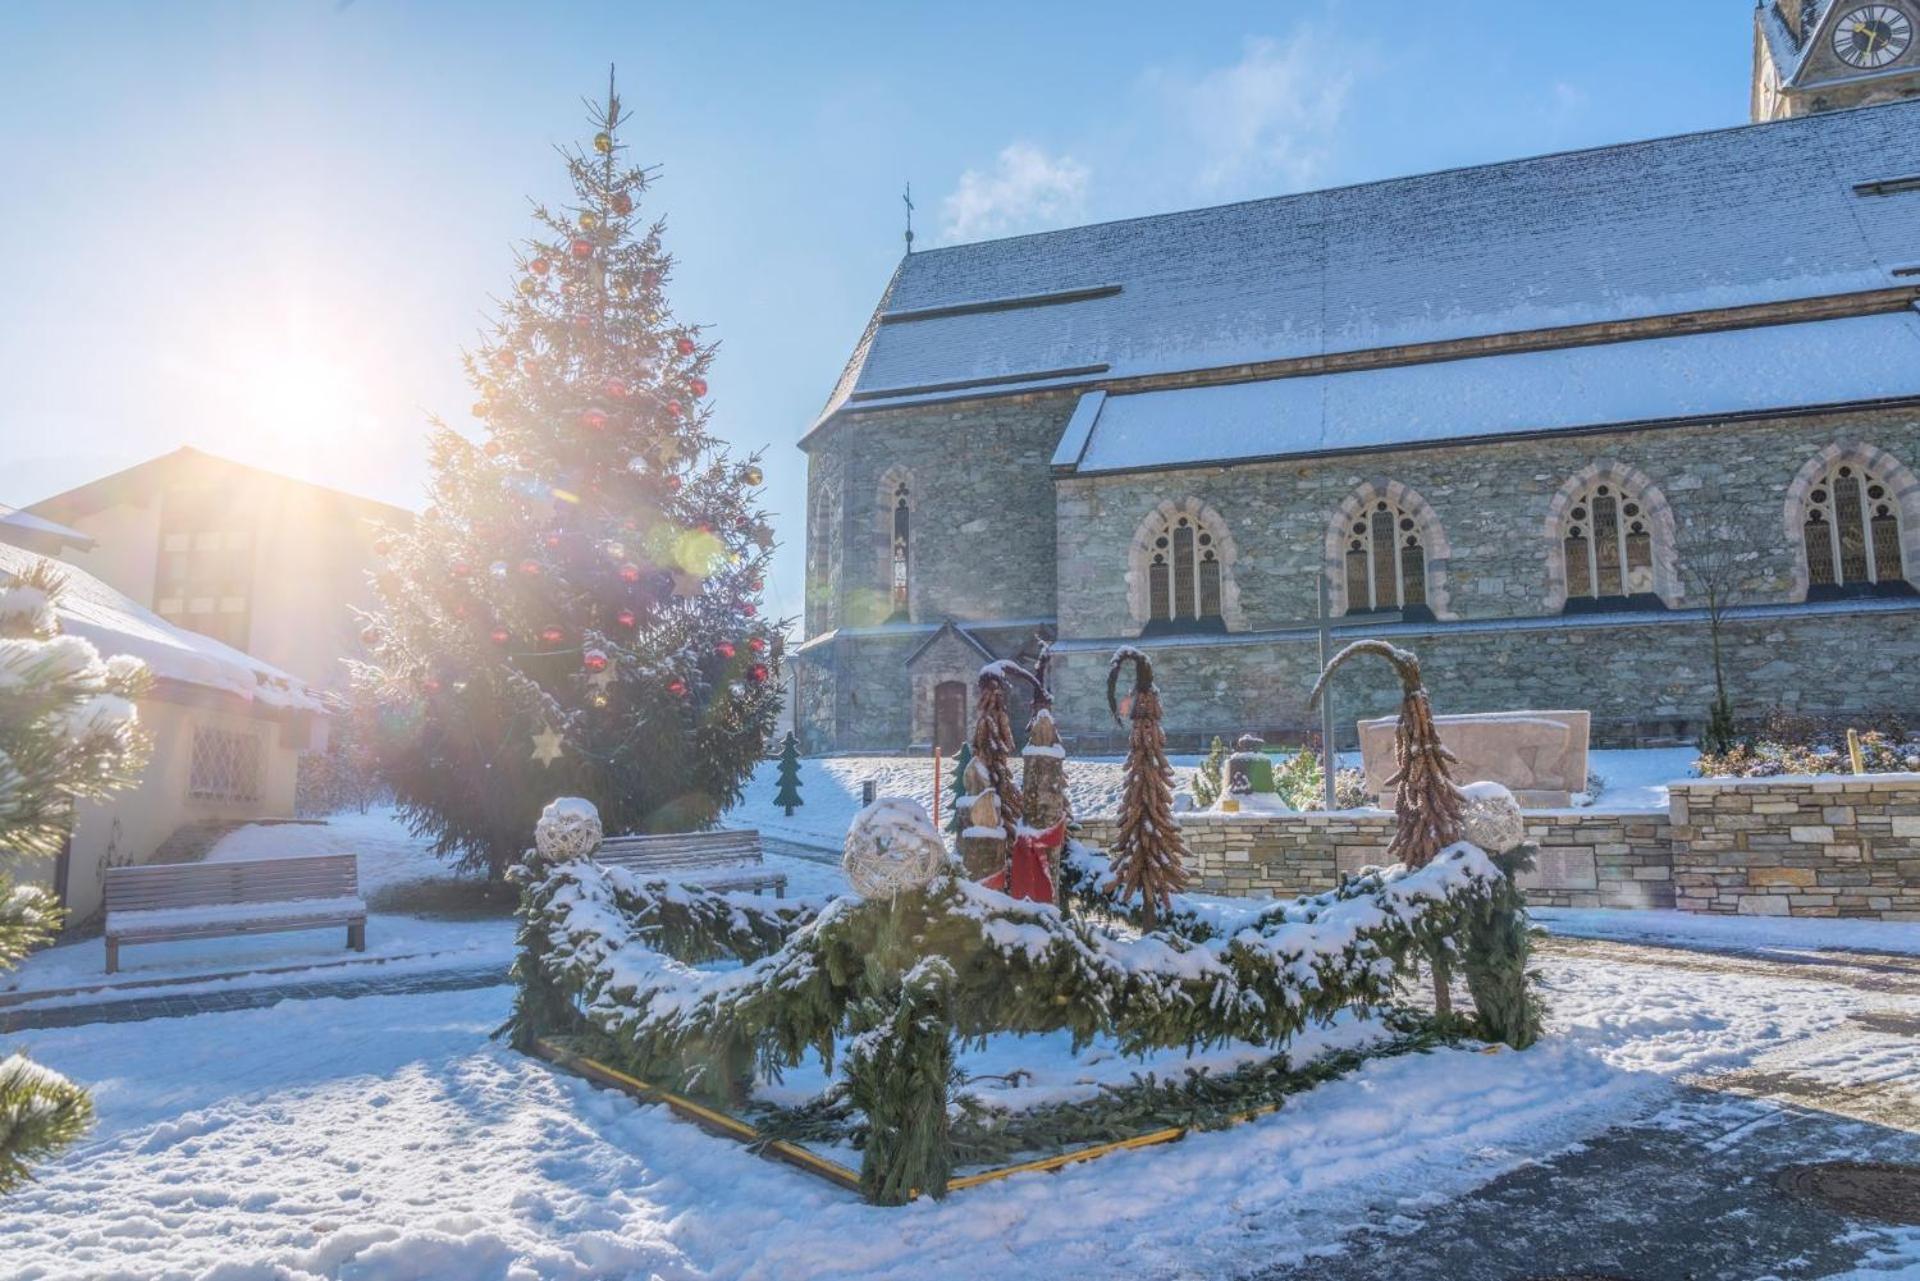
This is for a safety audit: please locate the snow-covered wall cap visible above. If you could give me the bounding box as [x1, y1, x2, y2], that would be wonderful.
[0, 542, 323, 713]
[819, 100, 1920, 428]
[1674, 772, 1920, 789]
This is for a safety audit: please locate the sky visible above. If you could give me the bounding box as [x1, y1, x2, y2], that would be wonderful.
[0, 1, 1763, 631]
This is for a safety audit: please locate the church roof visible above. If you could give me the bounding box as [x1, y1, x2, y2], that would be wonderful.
[813, 101, 1920, 435]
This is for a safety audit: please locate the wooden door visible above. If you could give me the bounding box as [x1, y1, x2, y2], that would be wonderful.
[934, 681, 967, 755]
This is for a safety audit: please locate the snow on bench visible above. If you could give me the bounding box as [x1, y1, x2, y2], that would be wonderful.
[102, 854, 366, 974]
[593, 829, 787, 897]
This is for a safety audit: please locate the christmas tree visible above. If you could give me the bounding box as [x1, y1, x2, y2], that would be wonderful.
[1191, 735, 1228, 809]
[353, 73, 781, 879]
[1104, 648, 1189, 929]
[943, 741, 972, 837]
[0, 561, 151, 1192]
[773, 731, 803, 817]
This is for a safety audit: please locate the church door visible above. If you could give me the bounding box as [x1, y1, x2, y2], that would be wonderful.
[934, 681, 967, 755]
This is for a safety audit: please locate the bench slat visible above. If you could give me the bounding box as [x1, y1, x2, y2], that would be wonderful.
[590, 829, 783, 898]
[101, 853, 367, 973]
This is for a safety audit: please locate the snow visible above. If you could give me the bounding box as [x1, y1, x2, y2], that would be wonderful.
[1536, 906, 1920, 958]
[107, 895, 367, 932]
[823, 101, 1920, 426]
[9, 913, 1920, 1278]
[0, 541, 321, 712]
[1065, 310, 1920, 472]
[202, 808, 461, 897]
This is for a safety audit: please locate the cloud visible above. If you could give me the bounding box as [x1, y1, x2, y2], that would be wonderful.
[939, 142, 1091, 243]
[1150, 31, 1359, 195]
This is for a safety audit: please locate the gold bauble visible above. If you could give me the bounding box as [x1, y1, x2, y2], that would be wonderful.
[593, 131, 613, 154]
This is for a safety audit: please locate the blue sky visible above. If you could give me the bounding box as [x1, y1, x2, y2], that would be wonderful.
[0, 1, 1761, 628]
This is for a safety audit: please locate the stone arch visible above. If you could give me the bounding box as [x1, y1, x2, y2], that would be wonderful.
[1783, 441, 1920, 601]
[1540, 461, 1680, 611]
[875, 464, 914, 622]
[1323, 479, 1453, 619]
[1124, 497, 1245, 632]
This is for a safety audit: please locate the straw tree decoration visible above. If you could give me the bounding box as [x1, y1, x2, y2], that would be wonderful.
[1105, 647, 1189, 929]
[958, 663, 1025, 880]
[1017, 647, 1071, 900]
[1308, 639, 1465, 1014]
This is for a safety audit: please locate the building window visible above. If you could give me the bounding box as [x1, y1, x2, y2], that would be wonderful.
[1145, 513, 1224, 632]
[1802, 460, 1910, 597]
[1561, 481, 1659, 610]
[189, 726, 263, 803]
[1343, 500, 1428, 617]
[890, 483, 910, 620]
[156, 486, 254, 651]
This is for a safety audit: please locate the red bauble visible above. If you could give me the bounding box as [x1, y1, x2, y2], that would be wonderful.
[667, 678, 688, 697]
[450, 561, 472, 579]
[530, 256, 550, 276]
[471, 401, 489, 418]
[615, 609, 636, 628]
[741, 603, 757, 617]
[540, 625, 565, 645]
[579, 407, 608, 431]
[611, 192, 634, 216]
[522, 357, 541, 376]
[666, 400, 684, 419]
[582, 649, 609, 674]
[675, 336, 696, 356]
[746, 577, 764, 592]
[618, 562, 640, 583]
[519, 559, 541, 576]
[423, 677, 442, 694]
[482, 439, 502, 458]
[359, 625, 380, 646]
[689, 377, 708, 398]
[571, 314, 591, 332]
[749, 663, 769, 684]
[603, 377, 629, 400]
[372, 537, 392, 557]
[715, 641, 736, 660]
[749, 637, 768, 656]
[570, 238, 594, 259]
[544, 532, 562, 550]
[489, 627, 511, 646]
[665, 475, 683, 494]
[490, 349, 515, 371]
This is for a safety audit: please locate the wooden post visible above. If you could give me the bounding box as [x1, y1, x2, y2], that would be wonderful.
[1316, 575, 1338, 812]
[1848, 727, 1866, 776]
[932, 747, 942, 830]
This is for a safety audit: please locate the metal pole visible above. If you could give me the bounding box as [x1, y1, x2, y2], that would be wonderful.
[1317, 574, 1338, 812]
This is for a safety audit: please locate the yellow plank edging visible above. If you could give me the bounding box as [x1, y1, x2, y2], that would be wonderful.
[530, 1038, 1290, 1201]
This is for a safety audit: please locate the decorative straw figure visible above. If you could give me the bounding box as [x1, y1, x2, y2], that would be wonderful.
[959, 663, 1024, 880]
[1307, 639, 1466, 1014]
[1105, 647, 1190, 930]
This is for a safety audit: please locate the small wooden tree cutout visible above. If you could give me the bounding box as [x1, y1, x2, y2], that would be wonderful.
[1308, 639, 1464, 869]
[1105, 647, 1190, 929]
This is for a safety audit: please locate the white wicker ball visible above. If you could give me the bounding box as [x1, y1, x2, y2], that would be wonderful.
[536, 796, 603, 861]
[1459, 781, 1526, 855]
[842, 797, 948, 899]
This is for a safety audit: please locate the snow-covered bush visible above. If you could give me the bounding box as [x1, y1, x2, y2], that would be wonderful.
[1696, 708, 1920, 778]
[1273, 750, 1370, 811]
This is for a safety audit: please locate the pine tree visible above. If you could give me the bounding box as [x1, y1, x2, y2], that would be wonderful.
[0, 561, 151, 1193]
[353, 73, 780, 879]
[943, 741, 972, 837]
[1191, 735, 1228, 809]
[1104, 648, 1189, 929]
[773, 731, 803, 816]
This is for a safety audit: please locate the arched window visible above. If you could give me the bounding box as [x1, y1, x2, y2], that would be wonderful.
[1129, 500, 1240, 635]
[1562, 481, 1655, 606]
[1342, 499, 1428, 616]
[890, 482, 911, 619]
[1802, 459, 1908, 596]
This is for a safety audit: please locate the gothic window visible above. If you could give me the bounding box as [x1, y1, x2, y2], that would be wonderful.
[1802, 460, 1908, 596]
[1561, 481, 1658, 608]
[1343, 500, 1428, 616]
[1144, 512, 1225, 632]
[890, 482, 910, 619]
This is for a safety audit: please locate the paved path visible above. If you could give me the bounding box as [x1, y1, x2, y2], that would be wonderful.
[1247, 934, 1920, 1281]
[0, 962, 507, 1032]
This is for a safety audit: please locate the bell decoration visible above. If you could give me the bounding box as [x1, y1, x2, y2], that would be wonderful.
[675, 336, 696, 356]
[582, 648, 610, 674]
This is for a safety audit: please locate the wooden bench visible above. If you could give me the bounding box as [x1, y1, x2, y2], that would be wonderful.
[594, 829, 787, 897]
[103, 854, 366, 974]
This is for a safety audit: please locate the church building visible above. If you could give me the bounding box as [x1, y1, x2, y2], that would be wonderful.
[794, 5, 1920, 754]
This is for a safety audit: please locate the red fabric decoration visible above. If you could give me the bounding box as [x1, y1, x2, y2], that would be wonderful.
[981, 821, 1066, 903]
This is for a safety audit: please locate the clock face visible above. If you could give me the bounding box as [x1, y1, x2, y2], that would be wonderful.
[1833, 4, 1914, 69]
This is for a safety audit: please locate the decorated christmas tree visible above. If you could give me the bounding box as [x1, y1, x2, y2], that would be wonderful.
[1104, 647, 1189, 929]
[353, 73, 780, 879]
[0, 561, 151, 1192]
[773, 731, 803, 816]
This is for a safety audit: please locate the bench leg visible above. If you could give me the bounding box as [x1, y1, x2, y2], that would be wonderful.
[105, 938, 119, 975]
[347, 922, 366, 952]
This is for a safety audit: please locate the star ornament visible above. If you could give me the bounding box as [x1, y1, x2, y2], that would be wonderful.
[530, 727, 565, 767]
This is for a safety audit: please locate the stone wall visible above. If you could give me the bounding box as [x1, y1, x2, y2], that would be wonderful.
[1072, 809, 1674, 909]
[1670, 775, 1920, 919]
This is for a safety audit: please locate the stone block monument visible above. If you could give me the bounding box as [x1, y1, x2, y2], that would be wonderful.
[1358, 710, 1590, 809]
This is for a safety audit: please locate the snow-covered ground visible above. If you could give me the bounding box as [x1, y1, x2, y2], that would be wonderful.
[732, 747, 1701, 849]
[6, 923, 1917, 1279]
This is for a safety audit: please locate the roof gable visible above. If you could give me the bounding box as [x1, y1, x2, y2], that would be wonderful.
[28, 447, 413, 525]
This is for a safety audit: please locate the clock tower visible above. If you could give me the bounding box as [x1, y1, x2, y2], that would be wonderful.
[1754, 1, 1920, 119]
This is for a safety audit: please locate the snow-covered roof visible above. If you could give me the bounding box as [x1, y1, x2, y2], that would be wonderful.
[0, 504, 94, 551]
[0, 543, 324, 713]
[1056, 309, 1920, 473]
[817, 101, 1920, 431]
